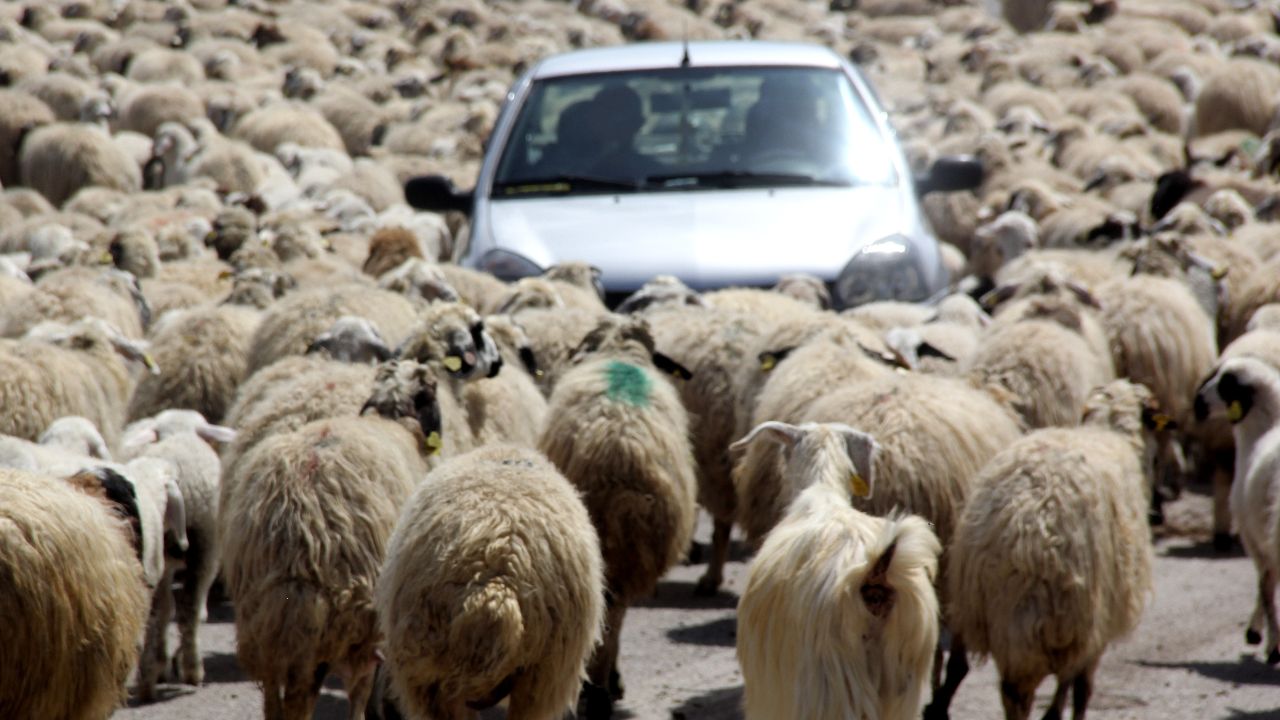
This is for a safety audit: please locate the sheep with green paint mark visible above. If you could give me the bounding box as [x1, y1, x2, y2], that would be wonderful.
[538, 315, 697, 720]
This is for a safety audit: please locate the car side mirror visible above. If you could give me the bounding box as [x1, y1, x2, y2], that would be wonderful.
[914, 156, 984, 195]
[405, 175, 474, 215]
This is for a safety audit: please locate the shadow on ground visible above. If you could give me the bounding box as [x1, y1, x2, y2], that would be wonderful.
[638, 579, 739, 610]
[666, 616, 736, 647]
[671, 685, 743, 720]
[1137, 655, 1280, 687]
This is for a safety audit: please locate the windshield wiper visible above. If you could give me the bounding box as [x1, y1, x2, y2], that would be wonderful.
[644, 170, 850, 189]
[494, 174, 643, 195]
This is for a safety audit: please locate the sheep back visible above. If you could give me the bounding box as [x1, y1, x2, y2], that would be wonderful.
[538, 356, 697, 601]
[378, 444, 603, 720]
[0, 468, 148, 719]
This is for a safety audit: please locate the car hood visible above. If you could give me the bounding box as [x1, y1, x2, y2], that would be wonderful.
[483, 186, 913, 291]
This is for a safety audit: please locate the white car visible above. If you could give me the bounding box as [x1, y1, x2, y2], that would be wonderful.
[407, 40, 982, 309]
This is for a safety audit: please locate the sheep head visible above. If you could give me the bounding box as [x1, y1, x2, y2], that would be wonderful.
[398, 302, 503, 380]
[571, 315, 691, 380]
[543, 261, 604, 300]
[306, 316, 393, 365]
[1196, 357, 1280, 427]
[361, 359, 444, 457]
[377, 258, 460, 304]
[482, 314, 542, 379]
[730, 421, 880, 502]
[616, 275, 704, 314]
[26, 317, 158, 374]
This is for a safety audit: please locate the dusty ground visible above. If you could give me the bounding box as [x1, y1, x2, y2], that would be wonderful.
[119, 488, 1280, 720]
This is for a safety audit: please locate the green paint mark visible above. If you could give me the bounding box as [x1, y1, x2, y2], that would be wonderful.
[605, 360, 651, 407]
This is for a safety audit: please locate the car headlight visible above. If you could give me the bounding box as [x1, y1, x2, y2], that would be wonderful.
[478, 249, 543, 282]
[834, 234, 942, 308]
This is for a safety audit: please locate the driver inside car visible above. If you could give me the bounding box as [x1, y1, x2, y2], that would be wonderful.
[740, 78, 830, 168]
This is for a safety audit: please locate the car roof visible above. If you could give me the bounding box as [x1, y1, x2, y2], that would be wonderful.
[529, 40, 846, 79]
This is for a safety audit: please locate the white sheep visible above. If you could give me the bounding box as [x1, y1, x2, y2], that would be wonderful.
[377, 444, 604, 719]
[537, 315, 698, 718]
[121, 409, 235, 698]
[734, 421, 940, 720]
[1195, 357, 1280, 664]
[0, 467, 149, 719]
[939, 380, 1155, 719]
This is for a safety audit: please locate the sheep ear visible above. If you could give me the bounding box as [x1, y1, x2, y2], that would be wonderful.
[757, 346, 796, 373]
[979, 282, 1018, 310]
[837, 426, 879, 499]
[121, 420, 159, 453]
[861, 539, 898, 619]
[164, 478, 189, 556]
[652, 352, 692, 380]
[730, 421, 803, 458]
[518, 346, 543, 378]
[1066, 281, 1101, 310]
[414, 382, 444, 456]
[106, 332, 160, 375]
[195, 423, 237, 445]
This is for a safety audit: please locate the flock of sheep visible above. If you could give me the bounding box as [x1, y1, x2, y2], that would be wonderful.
[4, 0, 1280, 719]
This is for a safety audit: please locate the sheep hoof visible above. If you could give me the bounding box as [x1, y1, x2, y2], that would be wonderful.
[608, 668, 625, 700]
[1269, 648, 1280, 665]
[685, 541, 704, 564]
[922, 701, 949, 720]
[578, 681, 614, 720]
[693, 574, 720, 597]
[1247, 629, 1262, 645]
[1214, 533, 1236, 553]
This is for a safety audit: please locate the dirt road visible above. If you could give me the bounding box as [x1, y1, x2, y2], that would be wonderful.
[119, 491, 1280, 719]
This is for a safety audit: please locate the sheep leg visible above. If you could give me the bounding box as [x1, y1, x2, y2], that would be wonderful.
[694, 518, 732, 596]
[139, 570, 176, 702]
[345, 668, 375, 720]
[1262, 569, 1280, 664]
[1212, 464, 1234, 552]
[264, 683, 284, 720]
[581, 599, 627, 719]
[282, 681, 320, 720]
[924, 635, 969, 719]
[175, 556, 213, 685]
[999, 677, 1036, 720]
[1042, 678, 1068, 720]
[1247, 565, 1272, 647]
[1070, 658, 1099, 720]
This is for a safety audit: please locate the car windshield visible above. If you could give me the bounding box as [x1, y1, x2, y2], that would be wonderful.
[492, 65, 899, 197]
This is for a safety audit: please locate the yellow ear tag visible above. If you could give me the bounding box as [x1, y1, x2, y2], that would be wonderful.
[1227, 401, 1244, 422]
[850, 473, 870, 498]
[443, 355, 463, 372]
[760, 354, 776, 372]
[1211, 266, 1228, 281]
[1153, 414, 1171, 432]
[425, 431, 442, 455]
[143, 354, 159, 373]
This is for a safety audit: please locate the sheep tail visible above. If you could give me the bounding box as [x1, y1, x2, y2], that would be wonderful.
[453, 578, 525, 710]
[236, 578, 329, 686]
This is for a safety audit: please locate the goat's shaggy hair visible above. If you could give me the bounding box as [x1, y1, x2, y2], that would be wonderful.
[221, 415, 423, 719]
[735, 422, 940, 720]
[946, 380, 1154, 719]
[538, 315, 698, 711]
[0, 468, 148, 719]
[378, 444, 604, 720]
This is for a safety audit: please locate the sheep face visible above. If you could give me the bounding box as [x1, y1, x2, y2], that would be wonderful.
[543, 261, 604, 300]
[26, 317, 158, 374]
[615, 275, 704, 314]
[730, 421, 880, 501]
[401, 303, 503, 380]
[970, 211, 1038, 279]
[306, 316, 392, 364]
[377, 258, 460, 303]
[571, 315, 692, 380]
[361, 359, 444, 456]
[496, 277, 567, 314]
[1196, 357, 1278, 424]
